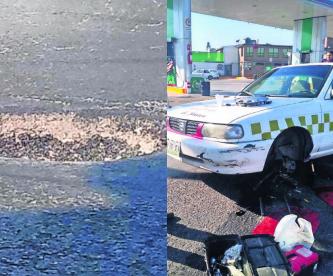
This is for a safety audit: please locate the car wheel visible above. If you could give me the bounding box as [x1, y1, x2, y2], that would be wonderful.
[263, 128, 313, 186]
[207, 75, 213, 80]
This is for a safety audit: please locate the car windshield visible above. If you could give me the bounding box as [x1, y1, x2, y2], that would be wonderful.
[244, 65, 332, 98]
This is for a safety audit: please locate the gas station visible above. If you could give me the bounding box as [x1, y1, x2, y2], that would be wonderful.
[167, 0, 333, 94]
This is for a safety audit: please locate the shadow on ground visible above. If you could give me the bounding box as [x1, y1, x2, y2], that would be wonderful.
[169, 168, 291, 215]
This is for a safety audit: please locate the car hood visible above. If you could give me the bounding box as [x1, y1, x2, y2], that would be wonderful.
[168, 97, 314, 124]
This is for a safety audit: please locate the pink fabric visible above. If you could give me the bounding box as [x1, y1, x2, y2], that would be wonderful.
[285, 246, 319, 274]
[252, 208, 320, 235]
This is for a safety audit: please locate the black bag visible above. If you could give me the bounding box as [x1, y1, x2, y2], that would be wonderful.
[204, 234, 292, 276]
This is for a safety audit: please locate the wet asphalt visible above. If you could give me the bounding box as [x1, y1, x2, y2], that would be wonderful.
[0, 153, 166, 275]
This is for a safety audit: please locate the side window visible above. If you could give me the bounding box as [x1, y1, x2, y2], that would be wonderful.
[257, 47, 265, 57]
[246, 47, 253, 57]
[204, 70, 209, 73]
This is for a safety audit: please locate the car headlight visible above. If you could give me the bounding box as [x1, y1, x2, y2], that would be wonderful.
[201, 124, 244, 139]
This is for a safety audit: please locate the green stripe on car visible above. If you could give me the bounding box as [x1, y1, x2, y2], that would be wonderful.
[250, 113, 327, 139]
[262, 132, 272, 140]
[269, 120, 279, 131]
[285, 118, 294, 127]
[311, 114, 318, 124]
[299, 116, 306, 126]
[324, 113, 330, 123]
[307, 125, 313, 135]
[251, 123, 261, 135]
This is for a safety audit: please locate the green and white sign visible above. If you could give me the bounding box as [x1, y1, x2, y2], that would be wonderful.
[191, 77, 204, 93]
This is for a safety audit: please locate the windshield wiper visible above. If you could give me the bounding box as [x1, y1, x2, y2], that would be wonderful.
[254, 94, 285, 97]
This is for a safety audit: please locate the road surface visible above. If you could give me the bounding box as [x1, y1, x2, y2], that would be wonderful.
[0, 153, 166, 274]
[0, 0, 165, 116]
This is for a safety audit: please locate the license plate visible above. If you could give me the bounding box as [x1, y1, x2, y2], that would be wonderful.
[167, 138, 180, 158]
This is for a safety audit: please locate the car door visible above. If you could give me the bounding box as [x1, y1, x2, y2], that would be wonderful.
[319, 79, 333, 153]
[286, 75, 328, 155]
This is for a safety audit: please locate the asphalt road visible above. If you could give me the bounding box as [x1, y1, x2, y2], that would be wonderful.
[167, 157, 333, 275]
[0, 2, 167, 275]
[0, 153, 166, 275]
[0, 0, 165, 116]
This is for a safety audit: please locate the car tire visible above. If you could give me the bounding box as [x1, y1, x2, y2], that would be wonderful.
[263, 129, 313, 186]
[207, 75, 213, 80]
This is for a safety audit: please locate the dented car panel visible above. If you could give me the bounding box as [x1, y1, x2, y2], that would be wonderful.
[168, 131, 271, 174]
[167, 64, 333, 175]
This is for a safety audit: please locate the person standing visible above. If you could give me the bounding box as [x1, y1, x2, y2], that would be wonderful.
[322, 51, 333, 62]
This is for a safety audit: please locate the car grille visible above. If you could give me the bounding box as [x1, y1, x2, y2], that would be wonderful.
[169, 117, 200, 135]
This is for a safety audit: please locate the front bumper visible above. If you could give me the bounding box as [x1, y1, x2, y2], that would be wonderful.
[167, 131, 272, 174]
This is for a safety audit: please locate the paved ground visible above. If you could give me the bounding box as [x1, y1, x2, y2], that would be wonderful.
[0, 153, 166, 275]
[0, 2, 167, 275]
[0, 0, 165, 116]
[0, 0, 166, 162]
[167, 158, 333, 275]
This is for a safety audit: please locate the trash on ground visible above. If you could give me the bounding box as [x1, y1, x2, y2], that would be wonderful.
[274, 214, 314, 252]
[285, 245, 319, 275]
[252, 208, 320, 236]
[205, 234, 292, 276]
[221, 244, 243, 265]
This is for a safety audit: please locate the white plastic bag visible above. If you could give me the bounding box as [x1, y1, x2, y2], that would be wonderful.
[222, 244, 242, 264]
[274, 214, 314, 252]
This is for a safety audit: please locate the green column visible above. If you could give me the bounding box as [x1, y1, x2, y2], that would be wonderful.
[167, 0, 174, 42]
[301, 18, 313, 53]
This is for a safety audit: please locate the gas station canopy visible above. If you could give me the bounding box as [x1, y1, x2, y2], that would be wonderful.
[192, 0, 333, 36]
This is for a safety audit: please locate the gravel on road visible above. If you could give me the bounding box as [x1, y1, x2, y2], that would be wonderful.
[0, 100, 166, 162]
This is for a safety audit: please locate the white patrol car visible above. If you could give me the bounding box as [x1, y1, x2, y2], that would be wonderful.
[167, 64, 333, 175]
